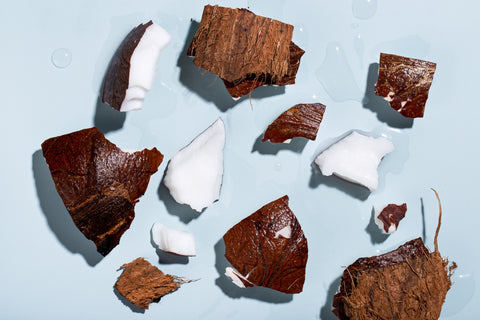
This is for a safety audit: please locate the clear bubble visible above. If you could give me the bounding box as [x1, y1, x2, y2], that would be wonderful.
[315, 43, 362, 102]
[352, 0, 378, 20]
[51, 48, 72, 69]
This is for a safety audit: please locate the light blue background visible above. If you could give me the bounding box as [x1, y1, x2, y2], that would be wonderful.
[0, 0, 478, 319]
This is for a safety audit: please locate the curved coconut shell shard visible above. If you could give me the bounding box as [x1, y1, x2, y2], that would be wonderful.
[187, 5, 305, 99]
[374, 53, 436, 118]
[114, 258, 190, 310]
[332, 191, 455, 320]
[223, 195, 308, 294]
[41, 127, 163, 256]
[262, 103, 326, 143]
[102, 20, 171, 112]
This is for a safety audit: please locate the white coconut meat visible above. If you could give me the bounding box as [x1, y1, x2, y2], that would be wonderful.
[225, 267, 254, 288]
[314, 131, 394, 191]
[163, 118, 226, 212]
[120, 23, 171, 112]
[151, 222, 196, 256]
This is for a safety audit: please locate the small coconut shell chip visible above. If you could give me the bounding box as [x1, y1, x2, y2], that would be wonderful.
[262, 103, 326, 143]
[374, 53, 436, 118]
[332, 190, 456, 320]
[187, 5, 305, 99]
[41, 127, 163, 256]
[114, 258, 190, 310]
[223, 195, 308, 294]
[375, 203, 407, 234]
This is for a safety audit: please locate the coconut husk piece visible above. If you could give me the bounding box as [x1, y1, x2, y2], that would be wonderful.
[332, 189, 456, 320]
[187, 5, 305, 99]
[262, 103, 326, 143]
[114, 258, 190, 310]
[41, 127, 163, 256]
[374, 53, 436, 118]
[223, 195, 308, 294]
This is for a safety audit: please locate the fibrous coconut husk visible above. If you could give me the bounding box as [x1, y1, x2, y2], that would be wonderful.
[332, 190, 456, 320]
[114, 258, 190, 310]
[187, 5, 305, 99]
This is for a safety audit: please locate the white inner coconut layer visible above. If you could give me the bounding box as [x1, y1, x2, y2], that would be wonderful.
[120, 23, 171, 112]
[164, 118, 226, 212]
[314, 131, 394, 191]
[151, 222, 196, 256]
[274, 225, 292, 239]
[225, 267, 254, 288]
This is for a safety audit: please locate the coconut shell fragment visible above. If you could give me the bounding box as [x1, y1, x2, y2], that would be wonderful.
[223, 195, 308, 294]
[41, 127, 163, 256]
[114, 258, 189, 310]
[187, 5, 305, 99]
[375, 203, 407, 234]
[332, 190, 455, 320]
[102, 21, 171, 111]
[263, 103, 326, 143]
[374, 53, 436, 118]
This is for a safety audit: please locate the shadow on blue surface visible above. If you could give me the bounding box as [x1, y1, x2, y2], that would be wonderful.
[319, 275, 341, 320]
[32, 150, 103, 267]
[93, 95, 126, 134]
[362, 63, 414, 129]
[157, 160, 202, 224]
[365, 207, 389, 244]
[214, 238, 293, 303]
[177, 20, 285, 112]
[113, 286, 145, 314]
[309, 165, 370, 201]
[251, 133, 308, 155]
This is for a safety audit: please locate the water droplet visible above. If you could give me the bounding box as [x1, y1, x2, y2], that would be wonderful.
[354, 33, 365, 62]
[51, 48, 72, 68]
[352, 0, 378, 20]
[312, 94, 317, 99]
[316, 43, 362, 102]
[275, 163, 282, 171]
[442, 271, 475, 316]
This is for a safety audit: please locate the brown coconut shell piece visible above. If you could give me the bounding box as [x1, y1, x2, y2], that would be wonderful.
[332, 190, 456, 320]
[377, 203, 407, 233]
[41, 127, 163, 256]
[187, 5, 305, 99]
[114, 258, 189, 310]
[374, 53, 436, 118]
[102, 21, 153, 111]
[262, 103, 326, 143]
[223, 195, 308, 294]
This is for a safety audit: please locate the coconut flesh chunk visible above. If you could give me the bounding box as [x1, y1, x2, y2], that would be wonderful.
[151, 222, 196, 256]
[120, 23, 171, 112]
[163, 118, 225, 212]
[314, 131, 394, 191]
[225, 267, 253, 288]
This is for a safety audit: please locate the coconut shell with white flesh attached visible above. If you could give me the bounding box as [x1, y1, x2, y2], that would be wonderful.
[163, 118, 225, 212]
[151, 222, 196, 256]
[314, 131, 394, 192]
[223, 195, 308, 294]
[102, 21, 171, 112]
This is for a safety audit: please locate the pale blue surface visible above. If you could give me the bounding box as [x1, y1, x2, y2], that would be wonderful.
[0, 0, 478, 319]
